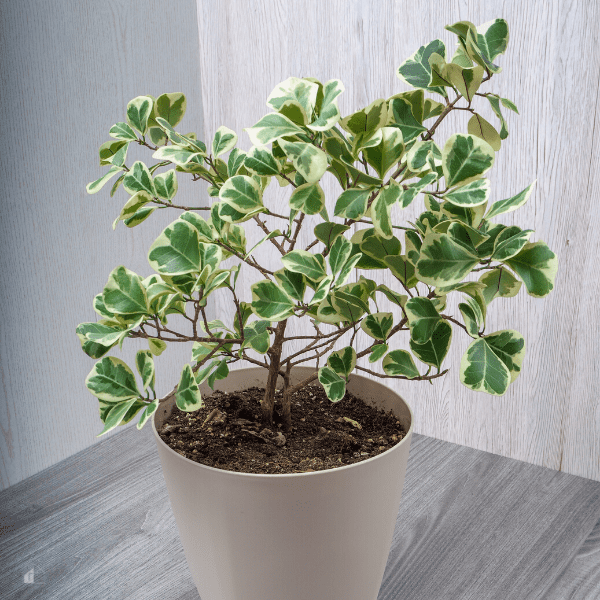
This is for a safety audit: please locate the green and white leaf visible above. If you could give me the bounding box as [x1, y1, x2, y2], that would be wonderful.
[327, 346, 357, 378]
[123, 161, 156, 195]
[289, 182, 325, 215]
[328, 235, 352, 276]
[103, 266, 148, 315]
[282, 250, 327, 281]
[443, 178, 490, 207]
[218, 175, 263, 214]
[109, 122, 137, 141]
[382, 350, 420, 378]
[460, 337, 510, 395]
[416, 233, 480, 286]
[334, 187, 374, 220]
[245, 113, 305, 146]
[97, 398, 140, 437]
[485, 181, 536, 219]
[136, 400, 158, 430]
[397, 39, 448, 96]
[212, 126, 237, 157]
[244, 146, 281, 176]
[468, 113, 501, 151]
[126, 96, 153, 135]
[175, 364, 203, 412]
[409, 320, 452, 369]
[442, 134, 495, 188]
[278, 139, 328, 184]
[363, 127, 405, 178]
[154, 170, 178, 200]
[318, 366, 346, 402]
[274, 269, 306, 302]
[251, 280, 296, 320]
[135, 350, 155, 391]
[148, 220, 201, 275]
[371, 183, 400, 239]
[460, 328, 524, 396]
[405, 297, 441, 344]
[361, 312, 394, 340]
[267, 76, 319, 125]
[308, 79, 345, 131]
[388, 98, 427, 143]
[85, 356, 141, 401]
[369, 343, 388, 363]
[503, 241, 558, 297]
[492, 227, 533, 261]
[87, 166, 124, 195]
[479, 268, 522, 304]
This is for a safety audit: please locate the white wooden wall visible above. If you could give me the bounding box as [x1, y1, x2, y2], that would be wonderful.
[196, 0, 600, 480]
[0, 0, 205, 490]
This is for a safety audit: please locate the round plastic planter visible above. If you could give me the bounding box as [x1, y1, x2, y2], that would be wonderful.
[152, 366, 413, 600]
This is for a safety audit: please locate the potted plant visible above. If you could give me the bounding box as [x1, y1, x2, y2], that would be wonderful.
[78, 17, 557, 600]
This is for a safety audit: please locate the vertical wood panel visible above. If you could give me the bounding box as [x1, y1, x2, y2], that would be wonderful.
[0, 0, 205, 490]
[197, 0, 600, 480]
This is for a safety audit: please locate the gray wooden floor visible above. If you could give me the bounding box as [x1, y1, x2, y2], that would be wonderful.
[1, 429, 599, 600]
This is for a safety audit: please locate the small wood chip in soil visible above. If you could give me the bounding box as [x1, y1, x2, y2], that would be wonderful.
[158, 384, 407, 474]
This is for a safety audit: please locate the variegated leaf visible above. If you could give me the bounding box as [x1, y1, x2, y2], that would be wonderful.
[267, 77, 319, 125]
[278, 139, 327, 184]
[318, 366, 346, 402]
[244, 146, 280, 176]
[308, 79, 345, 131]
[251, 280, 296, 320]
[87, 166, 124, 195]
[416, 233, 480, 286]
[410, 320, 452, 369]
[363, 127, 405, 178]
[212, 126, 238, 157]
[468, 114, 501, 151]
[327, 346, 357, 378]
[443, 178, 490, 207]
[282, 250, 327, 281]
[245, 113, 305, 146]
[135, 350, 155, 391]
[503, 241, 558, 298]
[382, 350, 420, 378]
[175, 364, 203, 412]
[218, 175, 263, 214]
[103, 266, 149, 315]
[479, 268, 522, 304]
[485, 181, 536, 219]
[361, 312, 393, 340]
[397, 39, 448, 96]
[442, 134, 495, 188]
[289, 182, 325, 215]
[126, 96, 153, 135]
[85, 356, 140, 402]
[405, 297, 441, 344]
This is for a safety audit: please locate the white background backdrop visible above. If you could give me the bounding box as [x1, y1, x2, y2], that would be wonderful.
[1, 0, 598, 489]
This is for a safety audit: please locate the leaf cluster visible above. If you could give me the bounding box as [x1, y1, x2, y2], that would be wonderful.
[79, 19, 558, 436]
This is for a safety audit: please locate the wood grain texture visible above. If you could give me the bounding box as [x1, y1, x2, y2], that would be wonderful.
[0, 0, 206, 490]
[1, 427, 599, 599]
[543, 515, 600, 599]
[195, 0, 600, 480]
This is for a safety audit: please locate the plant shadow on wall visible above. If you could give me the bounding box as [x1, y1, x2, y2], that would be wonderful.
[78, 18, 557, 471]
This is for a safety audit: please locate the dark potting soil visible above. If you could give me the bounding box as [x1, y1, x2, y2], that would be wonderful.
[158, 384, 407, 474]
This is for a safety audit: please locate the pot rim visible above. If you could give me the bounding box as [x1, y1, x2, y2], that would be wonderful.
[152, 366, 414, 479]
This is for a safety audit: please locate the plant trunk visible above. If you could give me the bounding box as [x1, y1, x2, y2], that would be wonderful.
[261, 320, 287, 426]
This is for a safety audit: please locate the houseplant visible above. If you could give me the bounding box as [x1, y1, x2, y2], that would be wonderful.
[78, 17, 557, 600]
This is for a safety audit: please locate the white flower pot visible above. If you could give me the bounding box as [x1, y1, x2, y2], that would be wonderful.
[152, 366, 413, 600]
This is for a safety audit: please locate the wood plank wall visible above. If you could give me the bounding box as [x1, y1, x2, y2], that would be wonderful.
[0, 0, 205, 490]
[196, 0, 600, 480]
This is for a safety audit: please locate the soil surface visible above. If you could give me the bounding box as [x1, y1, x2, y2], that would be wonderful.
[158, 384, 407, 474]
